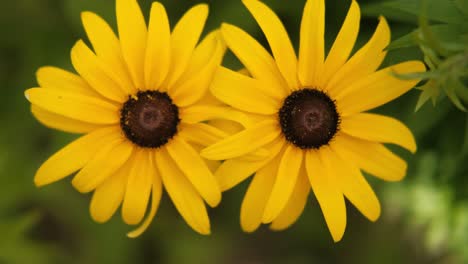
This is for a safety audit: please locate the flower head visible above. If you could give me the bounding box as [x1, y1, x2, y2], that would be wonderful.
[25, 0, 226, 236]
[202, 0, 425, 242]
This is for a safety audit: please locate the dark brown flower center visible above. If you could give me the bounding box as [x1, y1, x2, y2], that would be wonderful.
[120, 91, 180, 148]
[279, 89, 339, 149]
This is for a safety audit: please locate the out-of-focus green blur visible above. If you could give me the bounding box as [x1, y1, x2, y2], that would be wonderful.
[1, 0, 467, 263]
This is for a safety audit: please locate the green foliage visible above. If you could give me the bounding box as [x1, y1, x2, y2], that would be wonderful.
[366, 0, 468, 112]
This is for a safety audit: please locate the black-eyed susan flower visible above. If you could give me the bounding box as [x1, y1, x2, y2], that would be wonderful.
[25, 0, 227, 237]
[202, 0, 426, 242]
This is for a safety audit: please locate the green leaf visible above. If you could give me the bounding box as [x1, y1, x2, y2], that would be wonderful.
[393, 70, 440, 81]
[387, 31, 418, 50]
[362, 0, 466, 24]
[455, 0, 468, 17]
[416, 80, 440, 111]
[444, 77, 467, 111]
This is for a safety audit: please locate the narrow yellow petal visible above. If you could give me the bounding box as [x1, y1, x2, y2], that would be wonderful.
[116, 0, 147, 89]
[319, 0, 360, 87]
[34, 126, 121, 187]
[326, 16, 390, 96]
[164, 4, 209, 88]
[144, 2, 171, 91]
[341, 113, 417, 153]
[210, 67, 282, 114]
[179, 123, 273, 161]
[72, 140, 133, 193]
[243, 0, 299, 89]
[240, 156, 280, 233]
[71, 40, 127, 102]
[156, 148, 211, 235]
[179, 123, 228, 146]
[36, 66, 98, 97]
[216, 138, 285, 191]
[127, 157, 163, 238]
[31, 105, 102, 134]
[122, 149, 153, 225]
[81, 11, 136, 94]
[298, 0, 325, 87]
[90, 162, 128, 223]
[170, 31, 225, 107]
[270, 169, 310, 231]
[25, 88, 119, 124]
[332, 134, 407, 182]
[329, 147, 381, 222]
[338, 61, 426, 115]
[220, 23, 289, 94]
[180, 105, 254, 128]
[306, 149, 347, 242]
[190, 143, 222, 174]
[262, 145, 303, 223]
[201, 119, 280, 160]
[208, 119, 243, 135]
[166, 137, 221, 207]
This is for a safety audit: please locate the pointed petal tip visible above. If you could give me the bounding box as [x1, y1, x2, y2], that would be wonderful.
[80, 11, 93, 20]
[24, 90, 31, 101]
[33, 177, 46, 187]
[196, 224, 211, 235]
[206, 192, 222, 208]
[190, 3, 209, 18]
[242, 0, 259, 6]
[261, 211, 276, 224]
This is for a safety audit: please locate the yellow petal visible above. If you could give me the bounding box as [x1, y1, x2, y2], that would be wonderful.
[298, 0, 325, 87]
[319, 1, 360, 88]
[270, 168, 310, 231]
[34, 126, 121, 187]
[116, 0, 147, 89]
[156, 148, 210, 235]
[306, 149, 347, 242]
[210, 67, 282, 114]
[215, 138, 285, 191]
[127, 156, 163, 238]
[337, 61, 426, 115]
[326, 16, 390, 96]
[72, 139, 133, 193]
[190, 143, 222, 174]
[220, 23, 289, 94]
[201, 119, 280, 160]
[170, 31, 225, 107]
[341, 113, 416, 153]
[262, 144, 303, 223]
[332, 134, 407, 182]
[166, 137, 221, 207]
[31, 105, 102, 134]
[180, 105, 254, 128]
[122, 149, 153, 225]
[208, 119, 243, 135]
[81, 11, 136, 95]
[144, 2, 171, 91]
[329, 147, 381, 222]
[71, 40, 127, 102]
[179, 123, 228, 146]
[36, 66, 98, 97]
[164, 4, 209, 88]
[240, 156, 280, 232]
[25, 88, 119, 124]
[90, 161, 128, 223]
[243, 0, 298, 89]
[179, 123, 274, 160]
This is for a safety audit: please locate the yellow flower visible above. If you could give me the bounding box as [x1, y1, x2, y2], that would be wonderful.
[25, 0, 226, 236]
[202, 0, 425, 242]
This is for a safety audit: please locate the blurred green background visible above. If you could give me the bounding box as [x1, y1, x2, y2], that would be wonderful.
[1, 0, 467, 263]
